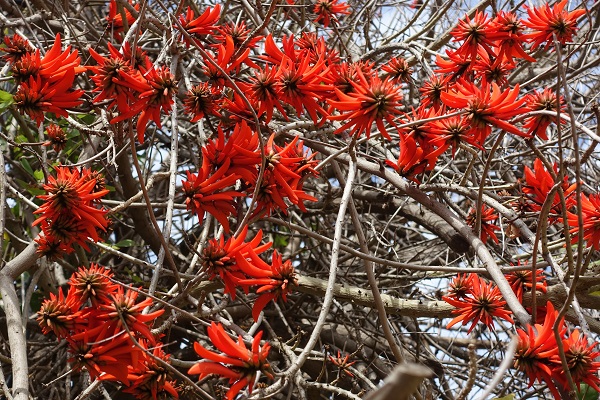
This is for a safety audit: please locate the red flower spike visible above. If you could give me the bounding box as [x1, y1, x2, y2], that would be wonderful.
[313, 0, 351, 27]
[14, 72, 84, 126]
[522, 88, 565, 140]
[202, 227, 272, 298]
[88, 43, 137, 113]
[522, 158, 576, 220]
[184, 82, 223, 122]
[44, 124, 68, 152]
[443, 274, 513, 333]
[505, 266, 547, 302]
[466, 206, 500, 244]
[514, 302, 565, 399]
[382, 57, 413, 84]
[123, 340, 180, 399]
[0, 34, 34, 63]
[188, 322, 273, 400]
[202, 121, 261, 184]
[237, 250, 298, 321]
[440, 80, 526, 141]
[451, 11, 496, 61]
[106, 0, 139, 37]
[276, 55, 332, 125]
[329, 68, 403, 140]
[203, 35, 256, 88]
[97, 286, 164, 344]
[567, 193, 600, 250]
[68, 330, 143, 384]
[556, 330, 600, 392]
[426, 114, 482, 157]
[419, 74, 451, 111]
[179, 5, 221, 46]
[68, 264, 119, 307]
[243, 64, 287, 123]
[213, 21, 263, 50]
[37, 288, 84, 338]
[385, 133, 443, 183]
[523, 0, 585, 50]
[446, 273, 476, 300]
[33, 166, 109, 233]
[329, 350, 357, 377]
[35, 234, 75, 260]
[181, 157, 242, 232]
[111, 65, 177, 143]
[487, 11, 536, 64]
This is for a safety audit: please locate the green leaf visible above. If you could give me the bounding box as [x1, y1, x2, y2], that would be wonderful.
[578, 384, 599, 400]
[20, 159, 34, 177]
[33, 169, 44, 181]
[114, 239, 135, 248]
[0, 90, 14, 111]
[492, 395, 515, 400]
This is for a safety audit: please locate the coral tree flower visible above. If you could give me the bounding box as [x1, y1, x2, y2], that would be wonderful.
[466, 206, 500, 244]
[237, 250, 298, 320]
[514, 302, 563, 398]
[33, 166, 109, 257]
[443, 273, 513, 333]
[313, 0, 351, 27]
[567, 193, 600, 250]
[189, 322, 273, 400]
[68, 263, 118, 307]
[37, 288, 84, 338]
[523, 0, 585, 50]
[558, 329, 600, 392]
[522, 88, 565, 140]
[329, 68, 403, 140]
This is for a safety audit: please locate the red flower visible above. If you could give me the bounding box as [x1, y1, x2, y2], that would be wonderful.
[243, 64, 287, 123]
[0, 34, 34, 63]
[466, 206, 500, 244]
[68, 329, 143, 384]
[202, 121, 261, 184]
[68, 264, 118, 307]
[451, 11, 496, 61]
[276, 55, 331, 124]
[201, 227, 271, 298]
[184, 82, 223, 122]
[329, 69, 403, 140]
[313, 0, 351, 28]
[488, 11, 536, 64]
[446, 273, 476, 300]
[97, 286, 164, 343]
[523, 0, 585, 50]
[188, 322, 273, 400]
[427, 113, 481, 157]
[440, 80, 526, 141]
[106, 0, 138, 37]
[203, 35, 255, 88]
[111, 65, 178, 143]
[386, 133, 442, 183]
[567, 193, 600, 250]
[237, 250, 298, 320]
[522, 88, 565, 140]
[14, 72, 84, 126]
[419, 74, 451, 111]
[522, 158, 576, 220]
[44, 124, 68, 152]
[124, 341, 179, 399]
[557, 329, 600, 392]
[33, 166, 109, 233]
[514, 302, 564, 398]
[179, 5, 221, 46]
[37, 288, 84, 338]
[182, 157, 241, 232]
[505, 266, 547, 302]
[382, 57, 413, 84]
[443, 273, 513, 333]
[88, 43, 137, 113]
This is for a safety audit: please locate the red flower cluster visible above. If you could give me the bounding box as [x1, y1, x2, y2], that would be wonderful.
[514, 302, 600, 397]
[465, 205, 500, 244]
[1, 33, 84, 126]
[33, 166, 109, 259]
[567, 193, 600, 250]
[521, 158, 576, 221]
[89, 43, 177, 143]
[443, 273, 514, 333]
[188, 322, 272, 400]
[313, 0, 351, 27]
[505, 266, 547, 303]
[37, 264, 177, 399]
[200, 228, 297, 320]
[182, 122, 318, 229]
